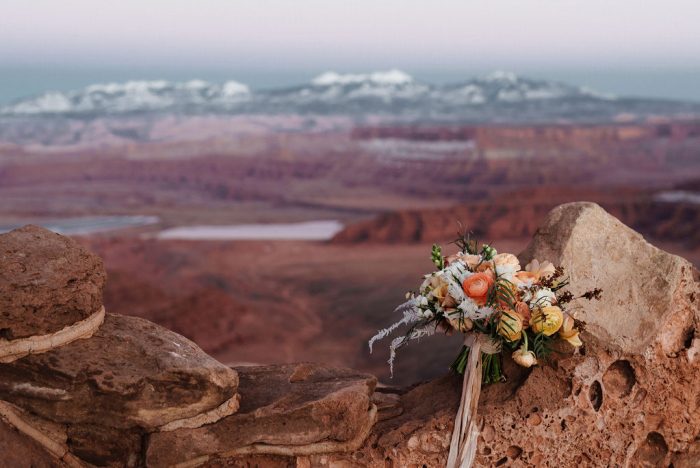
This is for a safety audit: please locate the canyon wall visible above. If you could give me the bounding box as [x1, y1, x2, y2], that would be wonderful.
[1, 203, 698, 467]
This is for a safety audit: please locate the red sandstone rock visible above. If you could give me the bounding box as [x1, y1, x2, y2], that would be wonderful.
[220, 202, 700, 467]
[2, 204, 699, 467]
[147, 363, 377, 466]
[0, 313, 239, 432]
[0, 418, 61, 468]
[0, 225, 106, 340]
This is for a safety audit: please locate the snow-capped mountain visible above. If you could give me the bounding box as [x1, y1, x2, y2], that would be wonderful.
[1, 70, 698, 123]
[1, 79, 250, 116]
[440, 71, 616, 105]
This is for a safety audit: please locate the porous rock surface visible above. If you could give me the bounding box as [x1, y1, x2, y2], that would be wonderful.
[1, 204, 699, 467]
[0, 225, 106, 340]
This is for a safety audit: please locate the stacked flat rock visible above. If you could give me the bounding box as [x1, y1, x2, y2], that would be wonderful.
[0, 225, 106, 361]
[0, 226, 240, 466]
[147, 363, 377, 466]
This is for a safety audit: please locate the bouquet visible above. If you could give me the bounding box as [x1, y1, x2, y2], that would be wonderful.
[369, 232, 601, 467]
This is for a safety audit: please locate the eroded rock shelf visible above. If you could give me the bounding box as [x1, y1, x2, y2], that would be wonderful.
[1, 203, 698, 467]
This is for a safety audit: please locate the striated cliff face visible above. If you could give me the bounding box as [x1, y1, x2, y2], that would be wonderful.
[1, 204, 699, 467]
[331, 189, 700, 261]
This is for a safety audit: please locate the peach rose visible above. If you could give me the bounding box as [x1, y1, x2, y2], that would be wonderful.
[431, 278, 457, 308]
[445, 252, 481, 269]
[476, 261, 495, 274]
[462, 271, 495, 306]
[493, 253, 521, 271]
[525, 259, 556, 280]
[514, 270, 539, 287]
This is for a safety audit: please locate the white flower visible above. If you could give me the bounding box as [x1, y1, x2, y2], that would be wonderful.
[458, 299, 495, 320]
[445, 261, 470, 282]
[447, 279, 467, 304]
[458, 298, 477, 315]
[532, 288, 556, 307]
[495, 263, 518, 282]
[512, 344, 538, 368]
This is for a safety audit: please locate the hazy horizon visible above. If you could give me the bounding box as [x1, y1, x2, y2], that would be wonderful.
[2, 0, 700, 103]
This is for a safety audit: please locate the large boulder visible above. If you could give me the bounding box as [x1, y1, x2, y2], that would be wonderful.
[0, 225, 106, 341]
[519, 202, 698, 356]
[0, 313, 239, 431]
[147, 363, 377, 466]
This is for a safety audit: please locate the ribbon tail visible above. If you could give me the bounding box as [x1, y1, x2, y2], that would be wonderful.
[446, 338, 483, 468]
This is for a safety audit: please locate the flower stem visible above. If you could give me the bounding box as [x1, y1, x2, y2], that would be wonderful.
[450, 345, 469, 375]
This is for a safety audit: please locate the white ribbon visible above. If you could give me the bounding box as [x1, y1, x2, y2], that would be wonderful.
[446, 334, 499, 468]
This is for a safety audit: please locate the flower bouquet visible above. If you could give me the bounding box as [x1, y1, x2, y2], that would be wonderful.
[369, 232, 601, 467]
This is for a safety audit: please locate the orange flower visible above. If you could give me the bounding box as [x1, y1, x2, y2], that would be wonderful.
[462, 271, 495, 306]
[515, 301, 531, 326]
[514, 270, 539, 287]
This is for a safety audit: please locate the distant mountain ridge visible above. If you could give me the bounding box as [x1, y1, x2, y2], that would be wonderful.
[3, 69, 697, 121]
[1, 70, 699, 148]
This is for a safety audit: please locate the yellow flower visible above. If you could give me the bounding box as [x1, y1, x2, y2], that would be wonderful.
[498, 311, 523, 342]
[530, 305, 564, 336]
[512, 344, 537, 368]
[559, 314, 583, 347]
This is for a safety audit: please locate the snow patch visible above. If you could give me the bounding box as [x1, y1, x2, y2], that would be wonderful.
[483, 70, 519, 82]
[312, 69, 413, 86]
[221, 81, 250, 96]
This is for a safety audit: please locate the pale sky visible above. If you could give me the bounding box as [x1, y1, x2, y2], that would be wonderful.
[2, 0, 700, 70]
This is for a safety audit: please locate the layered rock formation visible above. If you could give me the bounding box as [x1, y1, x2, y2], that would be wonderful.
[331, 191, 700, 254]
[0, 226, 240, 466]
[1, 204, 699, 467]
